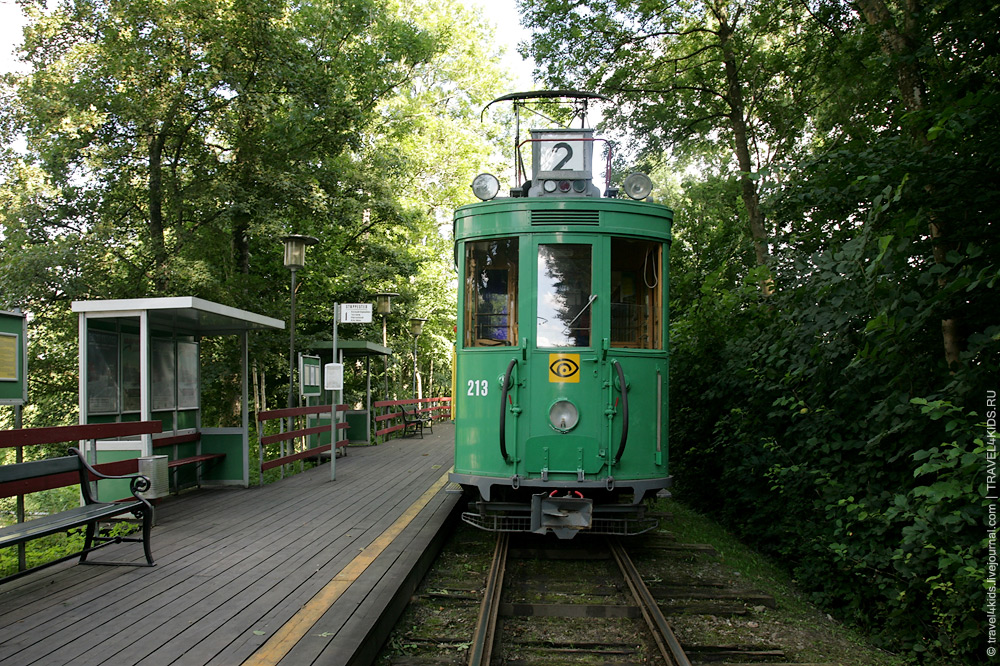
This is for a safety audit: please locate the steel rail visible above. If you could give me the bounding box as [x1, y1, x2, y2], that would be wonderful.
[609, 538, 693, 666]
[468, 532, 509, 666]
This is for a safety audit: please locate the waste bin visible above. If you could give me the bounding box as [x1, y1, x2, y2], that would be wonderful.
[137, 455, 169, 499]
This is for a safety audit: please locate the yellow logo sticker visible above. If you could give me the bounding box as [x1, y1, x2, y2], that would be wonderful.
[548, 354, 581, 383]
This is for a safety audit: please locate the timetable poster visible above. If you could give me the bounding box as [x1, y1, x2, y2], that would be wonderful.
[0, 333, 16, 381]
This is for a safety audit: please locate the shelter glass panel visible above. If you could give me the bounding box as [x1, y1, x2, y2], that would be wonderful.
[87, 330, 119, 414]
[465, 239, 519, 347]
[536, 244, 593, 348]
[177, 340, 199, 409]
[610, 238, 662, 349]
[121, 333, 141, 412]
[152, 338, 176, 410]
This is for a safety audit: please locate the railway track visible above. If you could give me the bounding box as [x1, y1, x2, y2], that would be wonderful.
[380, 522, 841, 666]
[468, 532, 691, 665]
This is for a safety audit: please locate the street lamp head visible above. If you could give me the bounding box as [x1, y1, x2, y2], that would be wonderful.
[281, 234, 319, 270]
[374, 292, 400, 315]
[409, 317, 428, 337]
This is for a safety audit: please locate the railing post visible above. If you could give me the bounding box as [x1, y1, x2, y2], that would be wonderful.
[257, 418, 264, 487]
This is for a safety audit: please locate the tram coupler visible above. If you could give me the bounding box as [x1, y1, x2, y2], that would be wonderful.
[530, 492, 593, 539]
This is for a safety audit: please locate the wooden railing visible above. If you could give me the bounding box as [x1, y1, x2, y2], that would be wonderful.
[256, 404, 349, 484]
[373, 397, 452, 444]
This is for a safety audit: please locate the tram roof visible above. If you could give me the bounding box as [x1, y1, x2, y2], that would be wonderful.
[71, 297, 285, 335]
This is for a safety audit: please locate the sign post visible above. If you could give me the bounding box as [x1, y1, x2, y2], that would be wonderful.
[331, 304, 339, 481]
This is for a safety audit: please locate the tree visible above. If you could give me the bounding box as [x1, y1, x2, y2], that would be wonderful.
[520, 0, 999, 659]
[519, 0, 832, 294]
[0, 0, 512, 423]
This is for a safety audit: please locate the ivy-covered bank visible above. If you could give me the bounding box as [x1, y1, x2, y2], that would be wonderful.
[668, 172, 995, 661]
[514, 0, 999, 660]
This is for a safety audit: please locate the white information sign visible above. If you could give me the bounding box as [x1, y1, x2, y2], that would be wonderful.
[340, 303, 373, 323]
[324, 363, 344, 391]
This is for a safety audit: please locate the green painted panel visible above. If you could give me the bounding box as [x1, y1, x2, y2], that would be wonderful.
[96, 448, 141, 501]
[177, 410, 198, 430]
[345, 411, 369, 443]
[200, 432, 244, 482]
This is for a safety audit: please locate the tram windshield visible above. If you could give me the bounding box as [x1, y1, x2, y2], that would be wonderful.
[610, 238, 662, 349]
[537, 244, 593, 348]
[464, 239, 519, 347]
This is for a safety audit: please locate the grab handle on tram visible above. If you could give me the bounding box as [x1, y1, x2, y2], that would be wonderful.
[613, 360, 629, 464]
[499, 358, 518, 463]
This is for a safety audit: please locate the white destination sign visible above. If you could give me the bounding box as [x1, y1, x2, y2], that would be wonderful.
[340, 303, 373, 323]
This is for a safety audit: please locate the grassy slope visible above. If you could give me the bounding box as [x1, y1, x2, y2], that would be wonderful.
[654, 497, 955, 666]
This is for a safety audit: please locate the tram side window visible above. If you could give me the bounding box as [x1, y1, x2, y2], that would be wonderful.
[610, 238, 662, 349]
[465, 239, 519, 347]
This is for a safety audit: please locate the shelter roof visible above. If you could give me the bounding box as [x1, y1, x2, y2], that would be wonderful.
[308, 340, 392, 358]
[71, 297, 284, 335]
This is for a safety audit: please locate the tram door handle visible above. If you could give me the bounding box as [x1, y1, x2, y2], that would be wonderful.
[499, 358, 518, 463]
[612, 360, 629, 464]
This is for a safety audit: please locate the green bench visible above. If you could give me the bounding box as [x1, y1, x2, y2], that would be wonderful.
[0, 447, 155, 582]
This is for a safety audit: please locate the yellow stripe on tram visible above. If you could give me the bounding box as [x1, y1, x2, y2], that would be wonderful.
[243, 471, 451, 666]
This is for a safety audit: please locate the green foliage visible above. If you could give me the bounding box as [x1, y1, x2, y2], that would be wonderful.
[544, 1, 1000, 661]
[668, 160, 997, 660]
[0, 531, 85, 578]
[0, 0, 511, 420]
[826, 399, 988, 656]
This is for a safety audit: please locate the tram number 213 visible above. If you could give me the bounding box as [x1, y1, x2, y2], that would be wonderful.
[467, 379, 489, 397]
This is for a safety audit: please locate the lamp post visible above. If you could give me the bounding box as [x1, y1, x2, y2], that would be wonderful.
[409, 317, 427, 400]
[373, 292, 398, 400]
[373, 292, 398, 347]
[282, 234, 319, 410]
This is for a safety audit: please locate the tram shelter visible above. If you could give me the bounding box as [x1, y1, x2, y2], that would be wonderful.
[305, 340, 392, 445]
[71, 297, 284, 497]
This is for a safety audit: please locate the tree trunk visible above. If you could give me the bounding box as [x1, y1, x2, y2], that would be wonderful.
[148, 128, 168, 290]
[717, 8, 773, 296]
[854, 0, 961, 368]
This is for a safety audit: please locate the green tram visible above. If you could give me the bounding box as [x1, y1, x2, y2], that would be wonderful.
[450, 91, 673, 538]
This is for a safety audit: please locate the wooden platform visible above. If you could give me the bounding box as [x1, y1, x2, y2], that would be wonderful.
[0, 423, 459, 666]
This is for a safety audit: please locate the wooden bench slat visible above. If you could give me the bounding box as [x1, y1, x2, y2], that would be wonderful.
[153, 432, 201, 447]
[167, 453, 225, 469]
[0, 458, 140, 499]
[0, 501, 144, 547]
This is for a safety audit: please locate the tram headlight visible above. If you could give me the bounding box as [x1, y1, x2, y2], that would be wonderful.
[622, 172, 653, 200]
[471, 173, 500, 201]
[548, 399, 580, 433]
